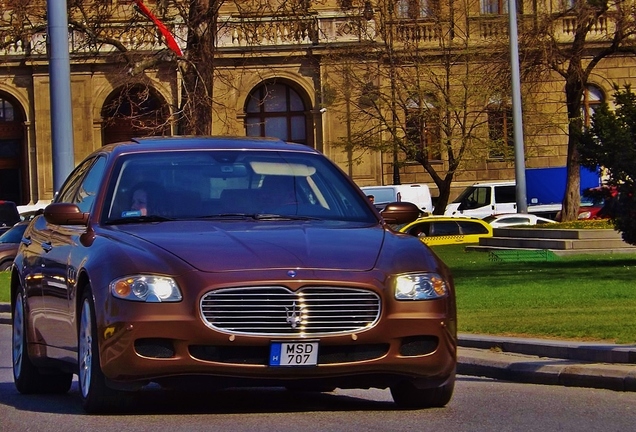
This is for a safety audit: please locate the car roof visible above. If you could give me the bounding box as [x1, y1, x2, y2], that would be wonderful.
[99, 136, 319, 157]
[470, 181, 515, 187]
[416, 216, 484, 221]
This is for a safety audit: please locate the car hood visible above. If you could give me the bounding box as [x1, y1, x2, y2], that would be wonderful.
[115, 221, 384, 272]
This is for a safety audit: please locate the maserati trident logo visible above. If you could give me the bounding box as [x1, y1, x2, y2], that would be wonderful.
[285, 301, 303, 329]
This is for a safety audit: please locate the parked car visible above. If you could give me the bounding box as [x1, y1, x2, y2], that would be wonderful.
[0, 221, 29, 271]
[0, 200, 20, 235]
[399, 216, 493, 246]
[11, 136, 457, 413]
[483, 213, 557, 228]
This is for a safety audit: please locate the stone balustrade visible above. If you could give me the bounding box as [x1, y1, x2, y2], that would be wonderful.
[0, 12, 619, 57]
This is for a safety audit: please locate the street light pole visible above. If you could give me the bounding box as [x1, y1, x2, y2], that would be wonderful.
[387, 1, 401, 185]
[47, 0, 75, 192]
[508, 0, 527, 213]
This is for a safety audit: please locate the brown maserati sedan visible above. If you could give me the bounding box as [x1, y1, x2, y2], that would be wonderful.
[11, 137, 456, 413]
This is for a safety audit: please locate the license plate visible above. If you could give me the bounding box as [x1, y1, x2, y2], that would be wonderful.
[269, 341, 319, 366]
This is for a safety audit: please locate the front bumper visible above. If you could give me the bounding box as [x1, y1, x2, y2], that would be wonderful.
[97, 303, 457, 390]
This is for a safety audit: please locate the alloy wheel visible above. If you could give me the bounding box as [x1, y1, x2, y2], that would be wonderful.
[79, 299, 93, 398]
[12, 294, 24, 378]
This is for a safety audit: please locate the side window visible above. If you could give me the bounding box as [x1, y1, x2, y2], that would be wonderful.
[76, 157, 107, 213]
[55, 156, 107, 214]
[458, 221, 489, 235]
[407, 222, 430, 237]
[432, 221, 460, 236]
[463, 187, 491, 209]
[495, 185, 516, 203]
[55, 158, 97, 203]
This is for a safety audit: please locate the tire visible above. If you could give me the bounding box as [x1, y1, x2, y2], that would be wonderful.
[78, 287, 127, 413]
[12, 286, 73, 394]
[390, 371, 455, 409]
[0, 261, 11, 271]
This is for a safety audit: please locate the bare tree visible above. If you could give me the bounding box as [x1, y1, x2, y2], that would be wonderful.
[323, 0, 514, 213]
[522, 0, 636, 221]
[1, 0, 316, 136]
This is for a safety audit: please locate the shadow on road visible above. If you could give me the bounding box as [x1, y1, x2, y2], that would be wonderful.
[0, 379, 406, 415]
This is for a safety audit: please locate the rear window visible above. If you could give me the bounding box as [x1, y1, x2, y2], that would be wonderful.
[361, 188, 396, 204]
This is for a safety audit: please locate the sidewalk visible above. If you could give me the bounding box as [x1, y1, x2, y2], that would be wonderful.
[1, 302, 634, 391]
[457, 334, 636, 392]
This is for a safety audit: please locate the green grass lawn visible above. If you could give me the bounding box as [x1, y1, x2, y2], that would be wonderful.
[431, 244, 636, 344]
[2, 241, 635, 344]
[0, 272, 8, 303]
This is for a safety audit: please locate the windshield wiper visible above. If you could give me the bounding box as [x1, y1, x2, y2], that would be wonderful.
[105, 215, 175, 225]
[195, 213, 320, 221]
[195, 213, 257, 220]
[253, 214, 320, 221]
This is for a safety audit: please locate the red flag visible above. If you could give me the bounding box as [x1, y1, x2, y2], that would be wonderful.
[134, 0, 183, 57]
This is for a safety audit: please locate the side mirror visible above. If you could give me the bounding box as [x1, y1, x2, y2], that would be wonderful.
[44, 203, 90, 226]
[380, 202, 421, 225]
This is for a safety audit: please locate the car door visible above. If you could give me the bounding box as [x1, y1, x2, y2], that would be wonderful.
[39, 156, 107, 359]
[455, 186, 493, 218]
[493, 185, 517, 215]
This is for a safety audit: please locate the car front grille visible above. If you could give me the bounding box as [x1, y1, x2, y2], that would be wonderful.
[200, 286, 381, 336]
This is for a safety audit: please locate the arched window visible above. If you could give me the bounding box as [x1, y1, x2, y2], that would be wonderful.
[0, 98, 15, 122]
[405, 95, 441, 161]
[101, 84, 170, 145]
[582, 85, 604, 129]
[245, 82, 309, 146]
[487, 97, 513, 159]
[0, 94, 26, 204]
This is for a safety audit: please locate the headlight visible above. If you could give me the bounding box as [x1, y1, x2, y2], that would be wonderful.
[578, 211, 592, 219]
[395, 273, 447, 300]
[110, 276, 182, 302]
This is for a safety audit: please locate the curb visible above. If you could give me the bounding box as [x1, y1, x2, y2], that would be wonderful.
[458, 333, 636, 364]
[457, 347, 636, 392]
[0, 302, 8, 325]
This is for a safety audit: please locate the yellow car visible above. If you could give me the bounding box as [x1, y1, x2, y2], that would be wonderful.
[399, 216, 493, 246]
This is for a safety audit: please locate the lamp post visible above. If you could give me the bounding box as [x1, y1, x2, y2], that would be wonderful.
[508, 0, 527, 213]
[387, 0, 401, 185]
[47, 0, 75, 192]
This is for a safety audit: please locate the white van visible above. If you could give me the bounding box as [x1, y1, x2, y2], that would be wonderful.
[444, 181, 562, 219]
[444, 181, 516, 219]
[361, 184, 434, 213]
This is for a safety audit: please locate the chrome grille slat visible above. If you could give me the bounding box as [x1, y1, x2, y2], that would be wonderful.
[200, 286, 381, 336]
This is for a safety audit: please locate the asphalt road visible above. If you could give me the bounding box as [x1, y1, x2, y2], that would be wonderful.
[2, 325, 636, 431]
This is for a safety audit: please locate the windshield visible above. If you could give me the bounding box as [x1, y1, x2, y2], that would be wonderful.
[102, 150, 377, 224]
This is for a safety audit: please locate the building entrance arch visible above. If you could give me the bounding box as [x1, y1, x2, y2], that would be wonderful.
[101, 83, 171, 145]
[0, 93, 27, 204]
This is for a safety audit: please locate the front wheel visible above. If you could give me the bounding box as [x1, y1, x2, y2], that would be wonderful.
[13, 286, 72, 394]
[390, 371, 455, 409]
[78, 288, 127, 413]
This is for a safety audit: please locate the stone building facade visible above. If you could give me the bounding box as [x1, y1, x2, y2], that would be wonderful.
[0, 0, 634, 207]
